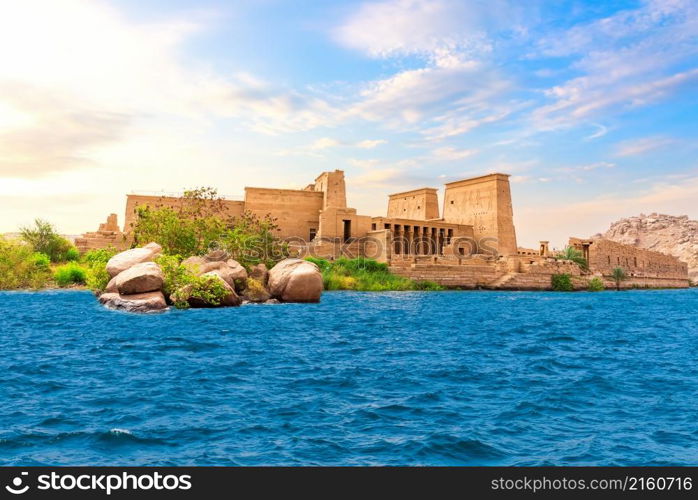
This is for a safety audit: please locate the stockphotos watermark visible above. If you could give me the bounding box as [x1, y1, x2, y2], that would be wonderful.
[3, 470, 192, 495]
[205, 234, 500, 262]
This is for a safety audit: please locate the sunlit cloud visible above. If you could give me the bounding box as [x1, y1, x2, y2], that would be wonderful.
[614, 136, 675, 157]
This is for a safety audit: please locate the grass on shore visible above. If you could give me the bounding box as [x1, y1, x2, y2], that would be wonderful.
[305, 256, 444, 291]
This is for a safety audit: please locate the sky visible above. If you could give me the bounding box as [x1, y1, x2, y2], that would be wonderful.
[0, 0, 696, 248]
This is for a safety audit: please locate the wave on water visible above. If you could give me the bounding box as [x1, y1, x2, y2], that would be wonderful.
[0, 289, 696, 465]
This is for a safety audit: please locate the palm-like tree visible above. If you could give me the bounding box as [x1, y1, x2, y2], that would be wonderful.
[611, 267, 627, 291]
[556, 246, 588, 270]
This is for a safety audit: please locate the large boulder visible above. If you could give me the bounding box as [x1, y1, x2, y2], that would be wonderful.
[225, 259, 248, 282]
[99, 291, 167, 313]
[268, 258, 323, 303]
[242, 278, 271, 303]
[106, 242, 162, 278]
[104, 276, 118, 294]
[114, 262, 164, 295]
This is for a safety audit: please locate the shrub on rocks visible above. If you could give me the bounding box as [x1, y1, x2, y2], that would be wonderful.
[242, 278, 271, 302]
[551, 273, 574, 291]
[170, 273, 238, 309]
[588, 277, 605, 292]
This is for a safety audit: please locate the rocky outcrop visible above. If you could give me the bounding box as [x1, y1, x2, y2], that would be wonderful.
[106, 242, 161, 278]
[98, 249, 323, 312]
[596, 213, 697, 283]
[268, 258, 323, 302]
[99, 291, 167, 313]
[113, 262, 164, 294]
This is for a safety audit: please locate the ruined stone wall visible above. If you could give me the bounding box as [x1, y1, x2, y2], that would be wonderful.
[569, 237, 688, 280]
[442, 173, 518, 256]
[244, 187, 324, 241]
[387, 188, 439, 220]
[74, 214, 129, 253]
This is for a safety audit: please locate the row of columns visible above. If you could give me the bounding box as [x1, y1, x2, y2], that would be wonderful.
[384, 223, 453, 256]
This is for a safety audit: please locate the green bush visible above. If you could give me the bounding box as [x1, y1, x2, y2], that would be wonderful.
[19, 218, 75, 262]
[171, 274, 230, 309]
[413, 280, 444, 291]
[85, 266, 110, 293]
[587, 277, 605, 292]
[82, 248, 118, 265]
[31, 252, 51, 270]
[64, 247, 80, 261]
[0, 238, 51, 289]
[53, 262, 87, 287]
[304, 256, 331, 272]
[131, 188, 289, 268]
[551, 273, 574, 291]
[219, 211, 289, 269]
[157, 255, 189, 297]
[132, 187, 232, 257]
[81, 248, 118, 293]
[306, 256, 445, 291]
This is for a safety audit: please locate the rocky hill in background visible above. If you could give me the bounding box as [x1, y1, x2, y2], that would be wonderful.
[594, 213, 697, 283]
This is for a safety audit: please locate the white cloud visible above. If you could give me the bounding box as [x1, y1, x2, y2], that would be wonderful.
[531, 0, 698, 128]
[348, 158, 381, 169]
[333, 0, 502, 63]
[334, 0, 515, 133]
[585, 123, 609, 140]
[614, 136, 675, 157]
[431, 146, 477, 161]
[356, 139, 387, 149]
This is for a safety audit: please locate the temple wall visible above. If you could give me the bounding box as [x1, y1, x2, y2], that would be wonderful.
[387, 188, 439, 220]
[442, 173, 518, 256]
[244, 187, 323, 241]
[123, 195, 244, 234]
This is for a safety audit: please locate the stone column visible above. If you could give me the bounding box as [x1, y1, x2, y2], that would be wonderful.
[405, 226, 412, 255]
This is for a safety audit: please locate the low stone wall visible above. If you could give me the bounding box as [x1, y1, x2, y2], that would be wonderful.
[75, 231, 129, 253]
[599, 276, 690, 289]
[388, 255, 690, 290]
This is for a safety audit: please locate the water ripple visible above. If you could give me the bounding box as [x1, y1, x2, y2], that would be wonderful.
[0, 289, 697, 465]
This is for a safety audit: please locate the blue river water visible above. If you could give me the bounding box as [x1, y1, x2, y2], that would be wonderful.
[0, 289, 696, 466]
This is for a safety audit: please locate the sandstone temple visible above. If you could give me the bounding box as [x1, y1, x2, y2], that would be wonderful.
[76, 170, 690, 290]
